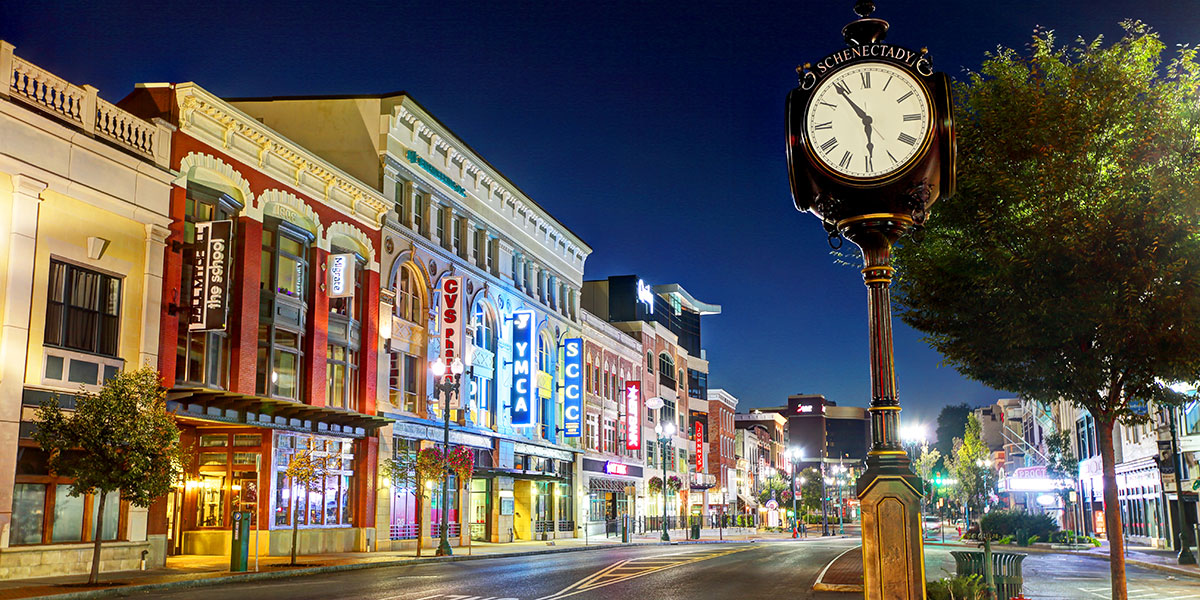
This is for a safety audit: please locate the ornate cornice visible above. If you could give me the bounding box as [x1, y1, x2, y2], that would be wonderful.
[390, 104, 591, 268]
[175, 84, 389, 228]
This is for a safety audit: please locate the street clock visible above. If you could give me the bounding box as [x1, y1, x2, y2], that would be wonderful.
[786, 2, 955, 229]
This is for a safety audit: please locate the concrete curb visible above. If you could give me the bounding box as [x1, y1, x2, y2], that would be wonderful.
[924, 541, 1200, 581]
[812, 545, 864, 593]
[21, 539, 757, 600]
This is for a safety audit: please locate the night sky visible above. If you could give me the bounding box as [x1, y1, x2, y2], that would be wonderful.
[4, 1, 1197, 429]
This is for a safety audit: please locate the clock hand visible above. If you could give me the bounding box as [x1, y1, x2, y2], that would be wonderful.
[834, 84, 870, 122]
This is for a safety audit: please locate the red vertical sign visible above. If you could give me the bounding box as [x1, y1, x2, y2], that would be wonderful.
[624, 381, 641, 450]
[695, 420, 704, 472]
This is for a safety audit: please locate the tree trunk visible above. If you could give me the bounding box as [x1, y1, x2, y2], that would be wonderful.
[290, 497, 299, 566]
[88, 491, 106, 585]
[1097, 415, 1127, 600]
[416, 476, 424, 558]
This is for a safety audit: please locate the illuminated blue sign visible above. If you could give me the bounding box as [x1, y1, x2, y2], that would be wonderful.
[510, 309, 537, 428]
[562, 338, 582, 438]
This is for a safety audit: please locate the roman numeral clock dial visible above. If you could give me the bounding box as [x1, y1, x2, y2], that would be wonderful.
[804, 62, 931, 180]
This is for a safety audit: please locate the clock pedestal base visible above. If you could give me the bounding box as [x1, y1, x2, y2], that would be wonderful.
[857, 454, 926, 600]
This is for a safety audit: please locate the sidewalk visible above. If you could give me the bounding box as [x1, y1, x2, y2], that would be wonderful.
[0, 529, 818, 600]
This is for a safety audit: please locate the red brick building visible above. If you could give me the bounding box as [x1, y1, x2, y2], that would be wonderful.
[121, 83, 392, 557]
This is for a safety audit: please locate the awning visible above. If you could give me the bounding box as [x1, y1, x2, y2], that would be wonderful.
[167, 387, 392, 437]
[590, 477, 636, 493]
[737, 493, 758, 508]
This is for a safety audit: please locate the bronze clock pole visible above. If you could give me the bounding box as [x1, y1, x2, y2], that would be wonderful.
[784, 2, 956, 598]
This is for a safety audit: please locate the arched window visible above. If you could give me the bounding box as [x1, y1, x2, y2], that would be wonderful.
[471, 302, 498, 429]
[646, 351, 653, 373]
[395, 265, 424, 324]
[658, 353, 676, 388]
[539, 334, 554, 374]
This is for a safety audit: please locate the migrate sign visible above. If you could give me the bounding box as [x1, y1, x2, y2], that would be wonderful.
[624, 381, 641, 450]
[188, 220, 232, 331]
[327, 253, 355, 299]
[562, 338, 582, 437]
[439, 276, 463, 409]
[510, 309, 536, 427]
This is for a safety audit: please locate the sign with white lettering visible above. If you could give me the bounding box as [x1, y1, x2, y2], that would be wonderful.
[605, 461, 630, 476]
[510, 309, 536, 427]
[327, 253, 355, 299]
[625, 381, 642, 450]
[188, 220, 232, 331]
[439, 276, 463, 409]
[637, 279, 655, 314]
[563, 338, 582, 438]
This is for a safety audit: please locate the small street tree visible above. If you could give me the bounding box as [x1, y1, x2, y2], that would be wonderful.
[946, 414, 996, 524]
[891, 23, 1200, 599]
[283, 446, 343, 566]
[797, 467, 823, 518]
[33, 367, 184, 584]
[913, 446, 943, 509]
[1044, 429, 1080, 534]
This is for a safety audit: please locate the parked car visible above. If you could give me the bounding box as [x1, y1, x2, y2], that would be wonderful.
[923, 516, 942, 532]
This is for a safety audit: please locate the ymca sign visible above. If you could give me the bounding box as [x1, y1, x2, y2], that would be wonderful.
[562, 338, 582, 437]
[510, 309, 536, 427]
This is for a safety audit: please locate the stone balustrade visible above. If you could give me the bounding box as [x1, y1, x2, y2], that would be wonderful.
[1, 40, 170, 168]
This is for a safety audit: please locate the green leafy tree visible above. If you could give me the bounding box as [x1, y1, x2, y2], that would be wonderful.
[33, 367, 184, 584]
[891, 23, 1200, 599]
[934, 403, 973, 461]
[797, 467, 823, 515]
[914, 447, 943, 506]
[1044, 429, 1080, 533]
[947, 414, 996, 522]
[756, 475, 789, 505]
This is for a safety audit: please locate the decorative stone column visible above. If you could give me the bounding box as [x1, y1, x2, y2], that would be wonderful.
[0, 174, 46, 548]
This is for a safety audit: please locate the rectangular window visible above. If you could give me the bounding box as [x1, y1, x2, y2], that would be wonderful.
[452, 218, 462, 256]
[413, 193, 424, 234]
[435, 206, 445, 242]
[11, 484, 46, 545]
[472, 229, 483, 265]
[45, 260, 121, 357]
[403, 353, 419, 412]
[586, 414, 599, 451]
[258, 222, 309, 401]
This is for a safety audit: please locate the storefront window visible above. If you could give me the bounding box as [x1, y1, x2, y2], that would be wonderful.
[257, 219, 311, 401]
[471, 302, 497, 429]
[175, 184, 240, 388]
[11, 444, 123, 546]
[11, 484, 45, 545]
[390, 438, 420, 540]
[188, 431, 264, 530]
[469, 478, 489, 541]
[273, 432, 355, 528]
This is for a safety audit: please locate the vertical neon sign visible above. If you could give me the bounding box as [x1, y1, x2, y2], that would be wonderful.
[562, 338, 582, 437]
[510, 309, 536, 427]
[624, 381, 641, 450]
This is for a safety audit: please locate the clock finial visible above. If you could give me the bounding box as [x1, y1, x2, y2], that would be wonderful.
[843, 0, 888, 45]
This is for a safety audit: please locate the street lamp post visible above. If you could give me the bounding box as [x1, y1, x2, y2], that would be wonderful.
[1168, 407, 1197, 565]
[430, 356, 466, 557]
[719, 486, 726, 541]
[787, 448, 803, 538]
[655, 421, 676, 542]
[820, 464, 830, 537]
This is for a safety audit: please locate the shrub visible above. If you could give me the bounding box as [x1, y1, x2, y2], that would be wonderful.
[998, 535, 1014, 545]
[1027, 534, 1041, 546]
[979, 509, 1058, 542]
[927, 574, 986, 600]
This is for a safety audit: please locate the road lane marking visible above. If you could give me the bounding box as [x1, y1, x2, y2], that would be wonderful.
[534, 546, 753, 600]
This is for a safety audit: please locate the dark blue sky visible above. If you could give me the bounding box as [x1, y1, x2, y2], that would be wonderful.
[5, 1, 1197, 427]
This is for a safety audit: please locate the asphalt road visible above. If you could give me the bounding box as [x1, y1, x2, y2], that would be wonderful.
[127, 539, 859, 600]
[126, 539, 1200, 600]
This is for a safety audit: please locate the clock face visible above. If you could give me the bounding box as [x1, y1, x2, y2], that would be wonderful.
[805, 62, 932, 180]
